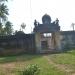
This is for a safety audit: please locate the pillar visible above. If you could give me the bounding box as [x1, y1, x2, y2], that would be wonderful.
[54, 32, 62, 51]
[35, 32, 41, 53]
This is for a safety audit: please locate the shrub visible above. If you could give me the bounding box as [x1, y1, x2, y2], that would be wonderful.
[21, 64, 40, 75]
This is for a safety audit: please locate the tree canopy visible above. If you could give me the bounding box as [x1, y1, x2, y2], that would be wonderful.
[0, 3, 8, 22]
[4, 21, 13, 35]
[0, 0, 13, 35]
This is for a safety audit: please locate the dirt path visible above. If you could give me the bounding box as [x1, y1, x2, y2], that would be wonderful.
[0, 62, 17, 75]
[44, 55, 75, 75]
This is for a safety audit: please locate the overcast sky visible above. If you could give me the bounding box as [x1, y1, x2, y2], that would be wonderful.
[8, 0, 75, 33]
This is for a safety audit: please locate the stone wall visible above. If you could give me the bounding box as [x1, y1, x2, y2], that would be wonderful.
[0, 33, 35, 55]
[60, 31, 75, 51]
[53, 32, 62, 51]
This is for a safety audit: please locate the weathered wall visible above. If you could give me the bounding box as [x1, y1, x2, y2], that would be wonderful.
[54, 32, 62, 51]
[0, 31, 75, 55]
[0, 33, 35, 55]
[60, 31, 75, 51]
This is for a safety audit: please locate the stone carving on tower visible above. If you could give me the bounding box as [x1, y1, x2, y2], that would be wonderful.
[42, 14, 51, 24]
[33, 14, 60, 33]
[55, 18, 59, 25]
[34, 19, 38, 27]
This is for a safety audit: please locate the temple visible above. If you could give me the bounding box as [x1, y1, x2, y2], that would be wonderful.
[0, 14, 75, 55]
[33, 14, 75, 53]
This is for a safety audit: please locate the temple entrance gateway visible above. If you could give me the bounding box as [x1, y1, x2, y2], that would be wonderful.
[41, 33, 52, 50]
[34, 14, 60, 53]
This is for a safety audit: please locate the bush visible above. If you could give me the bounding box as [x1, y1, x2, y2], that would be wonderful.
[21, 64, 40, 75]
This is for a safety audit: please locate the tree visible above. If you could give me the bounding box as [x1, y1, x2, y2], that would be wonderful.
[20, 23, 26, 31]
[0, 0, 8, 2]
[0, 0, 10, 35]
[0, 23, 3, 34]
[0, 0, 13, 35]
[0, 3, 8, 23]
[4, 21, 13, 35]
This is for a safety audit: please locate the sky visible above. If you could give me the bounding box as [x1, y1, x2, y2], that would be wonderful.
[7, 0, 75, 33]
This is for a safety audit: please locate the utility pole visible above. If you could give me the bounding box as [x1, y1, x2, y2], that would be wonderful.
[71, 23, 75, 31]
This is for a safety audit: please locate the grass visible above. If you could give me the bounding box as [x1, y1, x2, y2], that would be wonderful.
[0, 50, 75, 75]
[48, 50, 75, 74]
[49, 50, 75, 65]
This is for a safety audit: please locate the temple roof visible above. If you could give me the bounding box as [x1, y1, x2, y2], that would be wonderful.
[33, 14, 60, 33]
[34, 24, 60, 33]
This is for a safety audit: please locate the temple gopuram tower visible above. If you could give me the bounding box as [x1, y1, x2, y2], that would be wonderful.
[34, 14, 61, 53]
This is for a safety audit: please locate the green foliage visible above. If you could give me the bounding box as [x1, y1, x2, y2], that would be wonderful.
[0, 0, 13, 35]
[21, 64, 40, 75]
[0, 23, 3, 34]
[0, 0, 8, 2]
[0, 3, 8, 22]
[0, 21, 13, 35]
[49, 51, 75, 65]
[4, 21, 13, 35]
[0, 54, 67, 75]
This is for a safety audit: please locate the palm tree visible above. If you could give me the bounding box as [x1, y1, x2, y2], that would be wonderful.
[0, 0, 7, 3]
[0, 0, 7, 2]
[0, 3, 8, 23]
[0, 0, 8, 35]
